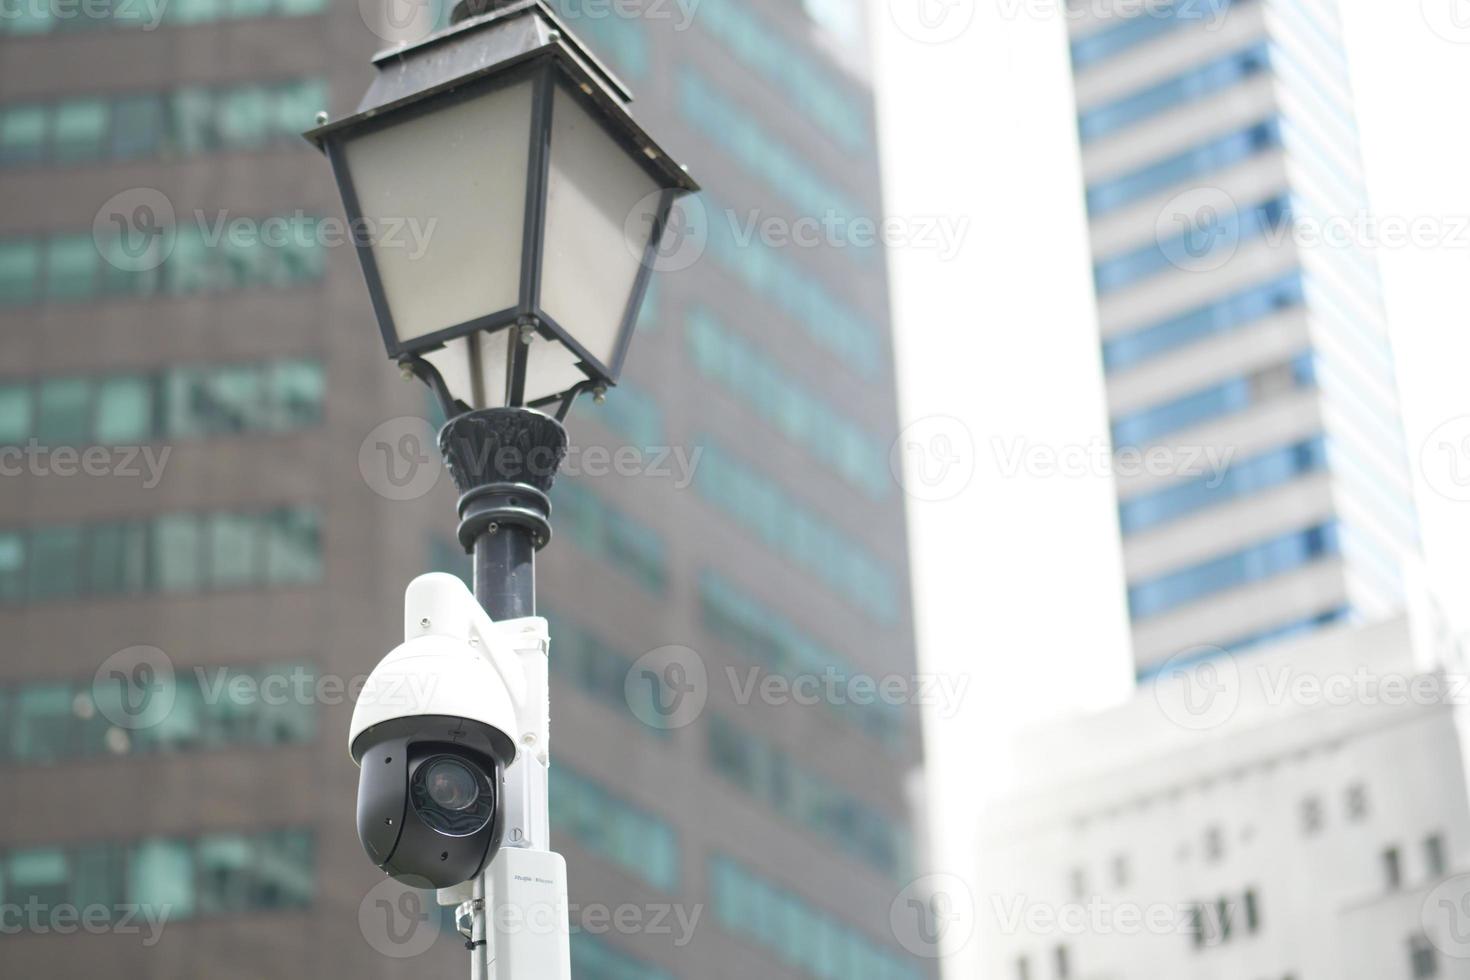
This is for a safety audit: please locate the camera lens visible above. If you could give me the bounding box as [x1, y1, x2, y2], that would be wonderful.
[424, 758, 479, 811]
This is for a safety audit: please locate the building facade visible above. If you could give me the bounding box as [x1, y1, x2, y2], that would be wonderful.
[1070, 0, 1419, 679]
[976, 4, 1470, 978]
[0, 1, 930, 978]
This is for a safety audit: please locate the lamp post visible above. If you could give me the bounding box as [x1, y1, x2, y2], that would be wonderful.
[305, 0, 696, 974]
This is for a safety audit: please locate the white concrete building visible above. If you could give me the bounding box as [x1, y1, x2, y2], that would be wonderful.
[979, 615, 1470, 980]
[973, 3, 1470, 978]
[1069, 0, 1418, 679]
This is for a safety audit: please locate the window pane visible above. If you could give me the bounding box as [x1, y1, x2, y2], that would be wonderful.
[264, 510, 320, 585]
[94, 376, 154, 443]
[111, 96, 165, 160]
[207, 512, 258, 588]
[268, 360, 323, 430]
[0, 531, 25, 602]
[152, 513, 202, 592]
[8, 848, 70, 907]
[217, 86, 269, 149]
[0, 240, 42, 307]
[127, 839, 196, 920]
[168, 88, 217, 155]
[45, 234, 99, 300]
[205, 364, 264, 432]
[88, 521, 148, 596]
[11, 685, 75, 763]
[28, 526, 83, 600]
[52, 99, 108, 163]
[0, 382, 33, 444]
[0, 106, 48, 166]
[36, 377, 91, 444]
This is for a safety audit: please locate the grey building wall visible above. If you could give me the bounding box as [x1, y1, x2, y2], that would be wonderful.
[0, 0, 932, 978]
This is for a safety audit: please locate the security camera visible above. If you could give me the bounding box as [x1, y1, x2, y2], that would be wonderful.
[350, 573, 530, 889]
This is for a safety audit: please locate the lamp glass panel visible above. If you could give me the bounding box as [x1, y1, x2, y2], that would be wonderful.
[422, 328, 587, 410]
[343, 80, 533, 346]
[540, 83, 661, 371]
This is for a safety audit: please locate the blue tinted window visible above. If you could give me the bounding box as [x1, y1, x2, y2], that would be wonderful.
[1129, 523, 1341, 619]
[1087, 119, 1282, 215]
[1112, 352, 1315, 448]
[1080, 42, 1270, 141]
[1120, 436, 1328, 534]
[1094, 195, 1292, 295]
[550, 765, 678, 891]
[1103, 272, 1304, 371]
[1071, 0, 1244, 69]
[1136, 605, 1352, 681]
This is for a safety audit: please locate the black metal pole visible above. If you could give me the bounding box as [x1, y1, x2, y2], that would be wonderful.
[438, 407, 569, 621]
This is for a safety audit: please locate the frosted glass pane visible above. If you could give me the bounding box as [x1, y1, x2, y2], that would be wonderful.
[344, 81, 533, 344]
[540, 84, 660, 369]
[423, 328, 588, 409]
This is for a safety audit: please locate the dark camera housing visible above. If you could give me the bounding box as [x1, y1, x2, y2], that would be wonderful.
[354, 717, 512, 889]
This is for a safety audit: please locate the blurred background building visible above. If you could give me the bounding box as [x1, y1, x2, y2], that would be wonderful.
[980, 0, 1470, 976]
[0, 1, 932, 977]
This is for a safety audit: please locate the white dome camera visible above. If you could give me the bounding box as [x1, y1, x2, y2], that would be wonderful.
[350, 573, 530, 888]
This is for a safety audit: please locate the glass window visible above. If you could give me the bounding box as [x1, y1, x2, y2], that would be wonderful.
[127, 838, 196, 919]
[268, 360, 324, 429]
[44, 233, 99, 301]
[167, 0, 223, 23]
[168, 88, 218, 155]
[35, 378, 92, 445]
[88, 521, 148, 596]
[11, 685, 75, 763]
[274, 79, 328, 138]
[1426, 835, 1448, 878]
[207, 512, 259, 589]
[0, 531, 25, 602]
[111, 95, 166, 160]
[0, 239, 42, 307]
[152, 513, 203, 593]
[71, 844, 123, 913]
[0, 105, 48, 166]
[28, 525, 83, 600]
[94, 376, 154, 444]
[8, 848, 70, 907]
[51, 99, 108, 163]
[217, 86, 270, 149]
[263, 509, 320, 585]
[0, 382, 32, 444]
[196, 834, 253, 914]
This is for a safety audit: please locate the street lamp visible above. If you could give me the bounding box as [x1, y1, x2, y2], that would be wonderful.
[305, 2, 697, 977]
